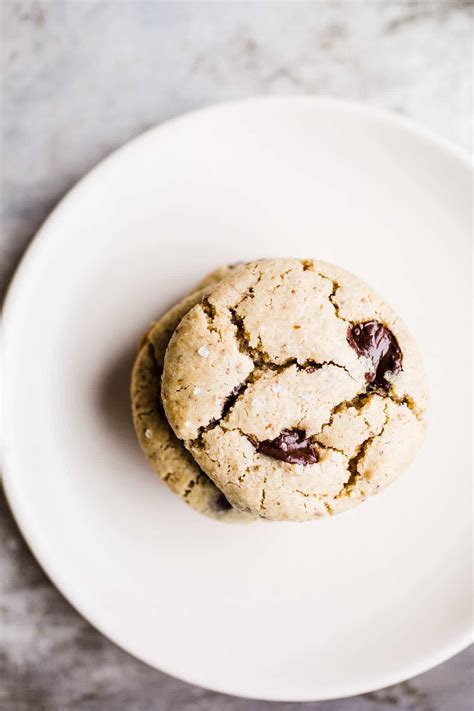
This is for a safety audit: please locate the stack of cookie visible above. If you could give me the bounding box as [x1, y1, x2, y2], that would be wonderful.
[131, 259, 427, 522]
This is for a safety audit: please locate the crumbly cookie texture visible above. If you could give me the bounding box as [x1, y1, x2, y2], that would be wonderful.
[131, 269, 253, 522]
[162, 258, 428, 521]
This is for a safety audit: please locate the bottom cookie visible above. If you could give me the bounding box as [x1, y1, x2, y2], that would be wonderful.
[131, 271, 254, 522]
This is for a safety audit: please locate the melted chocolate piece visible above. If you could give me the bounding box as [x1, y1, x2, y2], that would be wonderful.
[347, 321, 402, 390]
[212, 492, 233, 512]
[253, 429, 319, 465]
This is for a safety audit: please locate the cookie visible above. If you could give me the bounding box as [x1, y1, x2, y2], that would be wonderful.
[131, 270, 253, 522]
[162, 258, 428, 521]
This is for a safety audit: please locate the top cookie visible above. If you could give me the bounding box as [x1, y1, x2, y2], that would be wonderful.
[162, 259, 428, 521]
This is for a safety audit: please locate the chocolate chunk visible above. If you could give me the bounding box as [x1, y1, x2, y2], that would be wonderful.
[212, 492, 233, 512]
[252, 429, 319, 465]
[347, 321, 402, 390]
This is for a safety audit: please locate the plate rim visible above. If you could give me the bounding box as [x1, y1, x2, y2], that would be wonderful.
[2, 95, 472, 701]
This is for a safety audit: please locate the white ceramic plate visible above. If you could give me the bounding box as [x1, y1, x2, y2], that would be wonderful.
[3, 97, 472, 701]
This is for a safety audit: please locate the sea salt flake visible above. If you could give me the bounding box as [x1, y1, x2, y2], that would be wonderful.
[193, 386, 202, 395]
[197, 346, 209, 358]
[144, 428, 152, 439]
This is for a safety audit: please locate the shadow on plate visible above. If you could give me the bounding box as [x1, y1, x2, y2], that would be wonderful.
[96, 339, 141, 453]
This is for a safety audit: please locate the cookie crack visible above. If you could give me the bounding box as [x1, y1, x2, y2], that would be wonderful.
[314, 389, 422, 461]
[387, 390, 423, 421]
[336, 402, 391, 498]
[259, 476, 268, 512]
[228, 307, 357, 379]
[313, 392, 374, 439]
[228, 306, 266, 366]
[301, 262, 354, 327]
[188, 357, 359, 448]
[314, 441, 347, 457]
[317, 271, 353, 326]
[229, 291, 356, 379]
[200, 297, 219, 333]
[188, 369, 265, 449]
[293, 489, 336, 516]
[271, 357, 357, 379]
[226, 265, 292, 364]
[200, 297, 233, 344]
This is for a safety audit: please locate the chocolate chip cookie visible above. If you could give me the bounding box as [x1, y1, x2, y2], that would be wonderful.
[161, 259, 428, 521]
[131, 269, 254, 522]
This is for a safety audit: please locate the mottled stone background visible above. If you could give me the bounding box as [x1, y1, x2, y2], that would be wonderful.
[1, 1, 472, 709]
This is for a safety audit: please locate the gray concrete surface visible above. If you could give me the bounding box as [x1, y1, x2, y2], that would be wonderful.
[1, 2, 472, 709]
